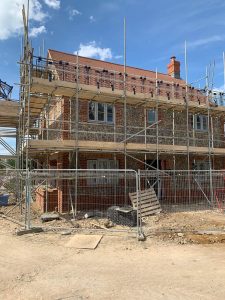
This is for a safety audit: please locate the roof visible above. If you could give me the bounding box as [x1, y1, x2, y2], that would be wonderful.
[48, 49, 186, 84]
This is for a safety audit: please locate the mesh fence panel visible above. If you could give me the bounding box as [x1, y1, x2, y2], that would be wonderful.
[139, 170, 225, 212]
[0, 169, 25, 224]
[1, 169, 225, 234]
[30, 169, 140, 233]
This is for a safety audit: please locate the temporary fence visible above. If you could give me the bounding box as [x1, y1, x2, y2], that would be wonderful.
[30, 169, 141, 234]
[139, 169, 225, 212]
[1, 169, 225, 237]
[0, 169, 25, 225]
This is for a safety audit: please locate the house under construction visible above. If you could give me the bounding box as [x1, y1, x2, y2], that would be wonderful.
[1, 10, 225, 216]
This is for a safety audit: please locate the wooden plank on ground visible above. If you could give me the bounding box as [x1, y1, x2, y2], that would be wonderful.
[65, 234, 103, 249]
[129, 188, 161, 217]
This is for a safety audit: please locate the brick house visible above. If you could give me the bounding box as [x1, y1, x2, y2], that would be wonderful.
[30, 50, 225, 212]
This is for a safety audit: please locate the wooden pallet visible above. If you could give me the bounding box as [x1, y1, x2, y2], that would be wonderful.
[129, 188, 161, 217]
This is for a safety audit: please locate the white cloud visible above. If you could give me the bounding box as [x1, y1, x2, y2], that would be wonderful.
[89, 16, 96, 23]
[29, 25, 46, 37]
[28, 0, 47, 22]
[0, 0, 58, 40]
[188, 35, 225, 49]
[69, 9, 82, 20]
[115, 55, 123, 59]
[43, 0, 60, 9]
[76, 41, 113, 61]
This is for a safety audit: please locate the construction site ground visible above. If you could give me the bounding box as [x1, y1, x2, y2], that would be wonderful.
[0, 207, 225, 299]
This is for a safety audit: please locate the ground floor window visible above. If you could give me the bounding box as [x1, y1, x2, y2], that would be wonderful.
[193, 160, 210, 184]
[87, 159, 119, 185]
[193, 161, 210, 171]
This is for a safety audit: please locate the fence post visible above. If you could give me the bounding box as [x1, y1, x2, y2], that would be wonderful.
[25, 169, 31, 229]
[137, 169, 145, 241]
[209, 169, 214, 207]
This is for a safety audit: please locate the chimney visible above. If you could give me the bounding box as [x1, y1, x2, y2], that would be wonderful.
[167, 56, 180, 79]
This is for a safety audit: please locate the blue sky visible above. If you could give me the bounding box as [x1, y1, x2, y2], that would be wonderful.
[1, 0, 225, 154]
[0, 0, 225, 98]
[1, 0, 225, 99]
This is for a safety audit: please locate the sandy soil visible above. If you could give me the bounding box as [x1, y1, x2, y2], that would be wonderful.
[1, 204, 225, 244]
[1, 217, 225, 300]
[1, 203, 225, 231]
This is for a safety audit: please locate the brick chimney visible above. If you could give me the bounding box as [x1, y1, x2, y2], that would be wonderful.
[167, 56, 180, 79]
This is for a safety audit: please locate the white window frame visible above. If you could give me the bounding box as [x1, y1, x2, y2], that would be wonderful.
[88, 101, 114, 123]
[147, 109, 157, 124]
[194, 114, 208, 131]
[87, 159, 119, 185]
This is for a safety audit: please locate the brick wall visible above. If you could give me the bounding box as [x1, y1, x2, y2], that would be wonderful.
[68, 98, 225, 148]
[36, 188, 58, 212]
[38, 92, 225, 150]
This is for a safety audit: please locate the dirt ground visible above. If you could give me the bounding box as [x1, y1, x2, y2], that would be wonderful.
[1, 210, 225, 300]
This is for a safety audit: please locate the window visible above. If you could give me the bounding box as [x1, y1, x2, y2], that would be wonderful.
[193, 161, 210, 171]
[193, 160, 210, 183]
[147, 109, 157, 124]
[98, 103, 104, 121]
[107, 104, 113, 122]
[194, 115, 208, 131]
[89, 102, 95, 121]
[88, 102, 114, 123]
[87, 159, 119, 185]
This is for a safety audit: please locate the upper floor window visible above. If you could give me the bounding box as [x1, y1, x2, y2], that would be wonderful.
[147, 109, 157, 124]
[194, 115, 208, 131]
[89, 102, 114, 123]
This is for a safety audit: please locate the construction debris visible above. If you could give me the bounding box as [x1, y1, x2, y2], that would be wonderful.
[129, 188, 161, 217]
[107, 206, 137, 227]
[84, 210, 103, 219]
[0, 194, 9, 206]
[103, 219, 115, 228]
[61, 230, 72, 236]
[40, 213, 60, 222]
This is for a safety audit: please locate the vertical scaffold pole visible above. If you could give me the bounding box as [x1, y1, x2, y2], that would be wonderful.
[185, 40, 191, 203]
[155, 68, 160, 198]
[206, 67, 214, 205]
[223, 51, 225, 92]
[123, 17, 127, 204]
[172, 109, 177, 203]
[74, 52, 79, 217]
[24, 0, 32, 229]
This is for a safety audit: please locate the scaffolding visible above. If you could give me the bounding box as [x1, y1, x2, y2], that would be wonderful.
[1, 6, 225, 230]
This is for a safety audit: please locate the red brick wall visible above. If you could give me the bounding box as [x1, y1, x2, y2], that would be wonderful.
[62, 97, 70, 140]
[36, 188, 58, 212]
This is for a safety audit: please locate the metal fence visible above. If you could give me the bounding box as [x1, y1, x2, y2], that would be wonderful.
[0, 169, 25, 225]
[29, 169, 142, 236]
[1, 168, 225, 237]
[140, 170, 225, 211]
